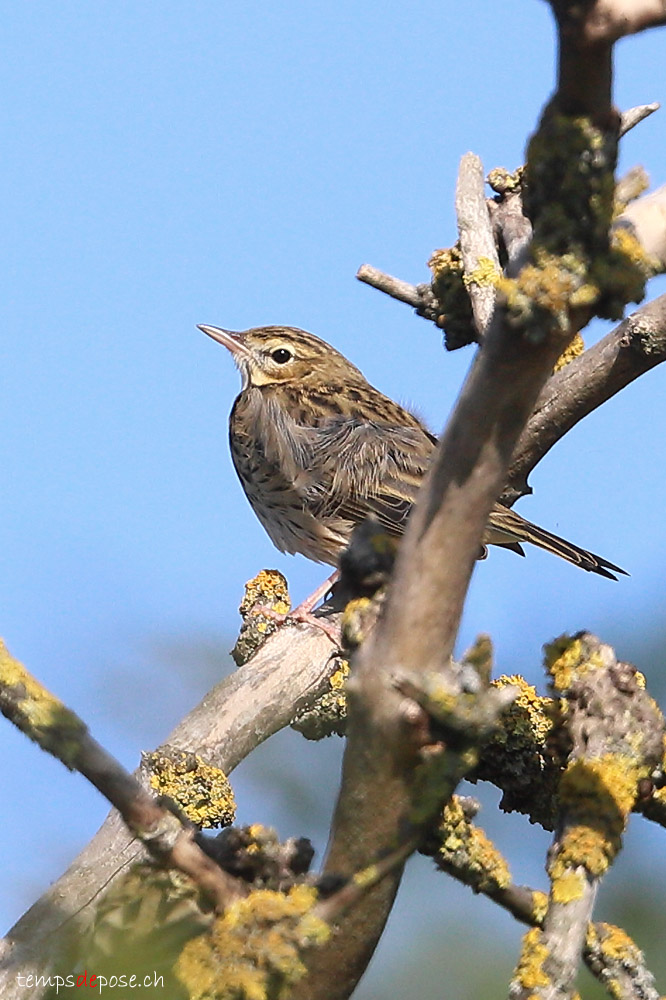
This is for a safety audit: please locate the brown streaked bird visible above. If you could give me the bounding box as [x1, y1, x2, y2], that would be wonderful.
[199, 323, 626, 605]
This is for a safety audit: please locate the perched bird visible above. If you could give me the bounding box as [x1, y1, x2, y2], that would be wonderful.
[200, 324, 625, 599]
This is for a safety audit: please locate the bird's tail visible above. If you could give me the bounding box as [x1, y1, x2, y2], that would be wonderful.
[486, 506, 627, 580]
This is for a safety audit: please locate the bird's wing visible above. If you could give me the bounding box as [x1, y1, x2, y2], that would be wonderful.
[298, 416, 435, 535]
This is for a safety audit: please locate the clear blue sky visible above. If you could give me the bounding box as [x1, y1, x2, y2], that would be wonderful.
[1, 2, 665, 992]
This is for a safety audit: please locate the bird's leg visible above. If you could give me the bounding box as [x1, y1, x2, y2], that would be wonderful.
[255, 570, 341, 643]
[294, 569, 340, 615]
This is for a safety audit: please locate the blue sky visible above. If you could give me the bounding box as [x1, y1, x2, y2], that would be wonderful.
[1, 2, 665, 993]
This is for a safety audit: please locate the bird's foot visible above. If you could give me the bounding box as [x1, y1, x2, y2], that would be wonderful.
[290, 608, 341, 644]
[253, 571, 341, 644]
[253, 603, 341, 645]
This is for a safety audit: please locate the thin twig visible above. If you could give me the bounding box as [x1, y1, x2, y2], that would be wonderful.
[356, 264, 422, 308]
[619, 101, 660, 137]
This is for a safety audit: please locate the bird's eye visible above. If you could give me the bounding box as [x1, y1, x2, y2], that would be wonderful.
[271, 348, 293, 364]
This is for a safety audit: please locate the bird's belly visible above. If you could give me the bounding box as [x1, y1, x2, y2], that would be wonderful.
[235, 458, 350, 565]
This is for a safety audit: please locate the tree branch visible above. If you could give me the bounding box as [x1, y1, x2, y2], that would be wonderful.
[0, 619, 340, 998]
[504, 293, 666, 502]
[456, 152, 500, 339]
[619, 101, 660, 137]
[301, 221, 592, 999]
[0, 641, 245, 916]
[509, 634, 664, 1000]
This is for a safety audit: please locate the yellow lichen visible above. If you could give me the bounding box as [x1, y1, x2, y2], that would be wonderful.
[487, 166, 524, 195]
[513, 927, 551, 991]
[434, 796, 511, 893]
[551, 868, 586, 904]
[175, 884, 327, 1000]
[585, 922, 652, 1000]
[146, 750, 236, 829]
[553, 332, 584, 372]
[497, 251, 579, 335]
[232, 570, 291, 664]
[477, 674, 561, 829]
[341, 597, 375, 649]
[328, 660, 349, 691]
[240, 570, 291, 618]
[543, 634, 603, 691]
[498, 113, 650, 337]
[291, 658, 349, 739]
[561, 756, 641, 821]
[462, 256, 501, 289]
[531, 890, 549, 925]
[552, 755, 643, 878]
[587, 921, 640, 963]
[552, 827, 613, 880]
[548, 756, 642, 882]
[492, 675, 555, 745]
[353, 864, 380, 890]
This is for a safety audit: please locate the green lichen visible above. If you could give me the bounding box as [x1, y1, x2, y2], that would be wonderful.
[0, 639, 88, 768]
[499, 114, 651, 340]
[476, 674, 562, 829]
[291, 659, 349, 740]
[427, 245, 476, 349]
[430, 795, 511, 894]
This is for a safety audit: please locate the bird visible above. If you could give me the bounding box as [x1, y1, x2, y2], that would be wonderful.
[199, 323, 626, 620]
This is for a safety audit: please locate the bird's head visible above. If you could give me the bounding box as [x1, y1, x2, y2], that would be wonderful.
[198, 324, 365, 389]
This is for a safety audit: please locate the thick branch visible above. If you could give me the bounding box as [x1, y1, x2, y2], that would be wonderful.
[299, 288, 578, 998]
[577, 1, 666, 43]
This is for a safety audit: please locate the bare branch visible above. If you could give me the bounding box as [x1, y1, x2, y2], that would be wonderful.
[574, 1, 666, 44]
[355, 263, 422, 308]
[505, 294, 666, 502]
[619, 101, 660, 137]
[617, 183, 666, 270]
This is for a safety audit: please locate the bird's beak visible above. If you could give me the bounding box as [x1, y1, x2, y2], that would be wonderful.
[198, 324, 249, 357]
